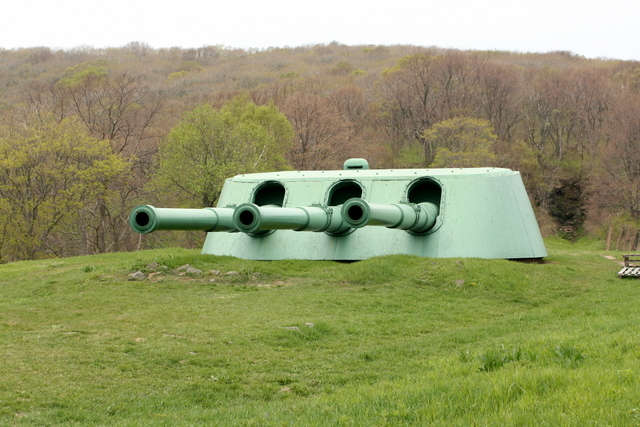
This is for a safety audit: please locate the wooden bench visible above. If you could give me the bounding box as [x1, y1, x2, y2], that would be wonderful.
[618, 254, 640, 278]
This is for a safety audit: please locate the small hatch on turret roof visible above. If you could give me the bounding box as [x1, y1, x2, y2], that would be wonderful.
[343, 158, 369, 170]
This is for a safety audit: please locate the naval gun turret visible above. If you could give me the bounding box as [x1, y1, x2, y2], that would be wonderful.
[129, 158, 547, 260]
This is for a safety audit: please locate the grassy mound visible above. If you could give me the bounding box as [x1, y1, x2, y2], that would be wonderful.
[1, 238, 638, 425]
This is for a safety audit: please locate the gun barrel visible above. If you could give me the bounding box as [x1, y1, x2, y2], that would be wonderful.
[342, 198, 439, 233]
[233, 203, 350, 235]
[129, 205, 236, 234]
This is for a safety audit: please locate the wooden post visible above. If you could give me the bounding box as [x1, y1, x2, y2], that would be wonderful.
[606, 225, 613, 251]
[617, 227, 626, 251]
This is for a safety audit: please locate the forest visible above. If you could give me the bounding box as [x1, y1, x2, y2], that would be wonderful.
[0, 41, 639, 261]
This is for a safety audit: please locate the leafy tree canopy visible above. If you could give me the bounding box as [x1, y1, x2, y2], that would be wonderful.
[0, 114, 127, 261]
[57, 60, 109, 87]
[427, 117, 498, 168]
[152, 96, 293, 207]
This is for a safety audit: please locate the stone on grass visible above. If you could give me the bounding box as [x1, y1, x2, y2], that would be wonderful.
[128, 270, 146, 280]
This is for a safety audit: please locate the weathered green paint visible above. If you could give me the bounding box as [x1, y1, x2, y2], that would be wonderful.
[130, 161, 547, 260]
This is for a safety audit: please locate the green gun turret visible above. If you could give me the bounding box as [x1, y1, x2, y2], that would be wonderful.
[127, 158, 548, 261]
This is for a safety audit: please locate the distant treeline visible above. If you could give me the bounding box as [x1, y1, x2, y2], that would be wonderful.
[0, 42, 639, 261]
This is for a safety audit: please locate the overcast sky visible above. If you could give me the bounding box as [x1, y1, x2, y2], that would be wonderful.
[2, 0, 638, 61]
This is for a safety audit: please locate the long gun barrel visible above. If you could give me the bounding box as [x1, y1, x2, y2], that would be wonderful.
[233, 203, 351, 235]
[129, 205, 236, 234]
[341, 198, 439, 233]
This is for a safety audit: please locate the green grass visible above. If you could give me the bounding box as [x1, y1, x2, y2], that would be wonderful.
[1, 237, 639, 425]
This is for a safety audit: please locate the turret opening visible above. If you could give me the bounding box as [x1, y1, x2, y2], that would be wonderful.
[407, 178, 442, 205]
[135, 212, 150, 227]
[253, 181, 286, 207]
[328, 181, 363, 206]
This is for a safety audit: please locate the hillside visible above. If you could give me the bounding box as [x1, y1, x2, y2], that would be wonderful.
[1, 238, 639, 425]
[1, 43, 640, 261]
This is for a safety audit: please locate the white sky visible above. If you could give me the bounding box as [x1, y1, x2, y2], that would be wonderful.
[1, 0, 639, 61]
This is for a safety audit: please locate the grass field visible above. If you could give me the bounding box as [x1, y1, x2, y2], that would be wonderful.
[1, 237, 639, 426]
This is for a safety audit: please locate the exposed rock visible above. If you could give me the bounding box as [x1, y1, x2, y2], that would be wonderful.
[284, 326, 301, 332]
[176, 264, 190, 271]
[186, 267, 202, 275]
[128, 270, 146, 280]
[305, 323, 315, 328]
[548, 178, 586, 240]
[209, 270, 221, 276]
[225, 271, 239, 276]
[146, 262, 159, 269]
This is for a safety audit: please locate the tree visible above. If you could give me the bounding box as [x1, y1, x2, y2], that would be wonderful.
[151, 96, 293, 208]
[283, 91, 355, 170]
[55, 64, 162, 158]
[520, 67, 611, 232]
[378, 51, 480, 165]
[0, 114, 128, 261]
[426, 117, 497, 168]
[377, 52, 441, 161]
[476, 62, 524, 146]
[593, 91, 640, 219]
[16, 61, 165, 253]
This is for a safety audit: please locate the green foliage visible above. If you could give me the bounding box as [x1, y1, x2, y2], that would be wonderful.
[279, 71, 301, 79]
[477, 345, 537, 372]
[427, 117, 498, 167]
[166, 70, 189, 81]
[167, 61, 204, 81]
[57, 60, 108, 87]
[553, 344, 585, 368]
[0, 114, 127, 261]
[396, 143, 426, 167]
[613, 66, 640, 92]
[150, 96, 293, 207]
[383, 52, 438, 76]
[330, 61, 353, 76]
